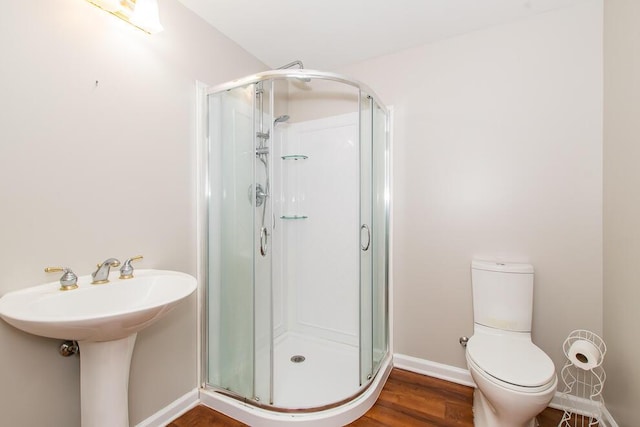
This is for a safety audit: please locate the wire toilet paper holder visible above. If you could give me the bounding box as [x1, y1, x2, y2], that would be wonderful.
[558, 329, 607, 427]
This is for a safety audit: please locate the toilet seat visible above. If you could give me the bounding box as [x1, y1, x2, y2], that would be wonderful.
[467, 333, 556, 391]
[467, 355, 556, 394]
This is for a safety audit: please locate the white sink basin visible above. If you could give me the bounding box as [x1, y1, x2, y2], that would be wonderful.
[0, 268, 197, 427]
[0, 269, 196, 342]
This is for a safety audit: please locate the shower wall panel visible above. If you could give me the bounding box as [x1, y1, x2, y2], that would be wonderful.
[279, 112, 360, 346]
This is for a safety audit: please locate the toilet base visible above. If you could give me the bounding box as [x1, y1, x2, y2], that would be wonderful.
[473, 388, 539, 427]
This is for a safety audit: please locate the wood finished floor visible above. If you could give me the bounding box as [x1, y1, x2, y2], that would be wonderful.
[168, 368, 564, 426]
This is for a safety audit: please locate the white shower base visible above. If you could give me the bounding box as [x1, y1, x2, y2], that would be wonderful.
[200, 336, 392, 426]
[273, 332, 360, 408]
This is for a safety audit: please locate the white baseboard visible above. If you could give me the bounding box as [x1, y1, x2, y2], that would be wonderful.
[136, 388, 199, 427]
[393, 353, 475, 387]
[393, 352, 618, 427]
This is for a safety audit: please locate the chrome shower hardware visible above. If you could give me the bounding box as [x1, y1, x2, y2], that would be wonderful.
[255, 116, 289, 145]
[259, 226, 268, 257]
[252, 87, 290, 258]
[277, 60, 311, 82]
[249, 183, 267, 207]
[277, 60, 305, 70]
[274, 115, 290, 125]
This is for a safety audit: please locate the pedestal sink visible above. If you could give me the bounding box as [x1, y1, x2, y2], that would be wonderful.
[0, 269, 197, 427]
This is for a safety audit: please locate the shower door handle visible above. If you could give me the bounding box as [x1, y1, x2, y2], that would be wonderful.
[260, 226, 268, 257]
[360, 224, 371, 251]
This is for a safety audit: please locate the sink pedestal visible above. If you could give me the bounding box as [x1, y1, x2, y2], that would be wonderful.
[79, 334, 137, 427]
[0, 269, 197, 427]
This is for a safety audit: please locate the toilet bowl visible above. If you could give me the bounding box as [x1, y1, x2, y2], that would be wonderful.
[466, 326, 557, 427]
[467, 260, 557, 427]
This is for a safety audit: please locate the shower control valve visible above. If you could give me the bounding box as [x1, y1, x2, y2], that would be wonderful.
[249, 183, 267, 207]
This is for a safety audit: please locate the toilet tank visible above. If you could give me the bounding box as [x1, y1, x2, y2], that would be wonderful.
[471, 260, 534, 332]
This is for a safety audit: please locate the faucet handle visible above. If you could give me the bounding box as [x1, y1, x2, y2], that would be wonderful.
[45, 267, 78, 291]
[120, 255, 143, 279]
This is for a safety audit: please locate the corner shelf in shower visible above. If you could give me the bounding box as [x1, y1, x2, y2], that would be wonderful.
[281, 155, 307, 221]
[281, 154, 308, 160]
[280, 215, 308, 220]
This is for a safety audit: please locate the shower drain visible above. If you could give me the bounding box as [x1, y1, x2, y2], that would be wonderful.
[290, 355, 306, 363]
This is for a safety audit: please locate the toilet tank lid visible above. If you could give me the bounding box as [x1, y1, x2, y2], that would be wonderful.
[472, 260, 533, 274]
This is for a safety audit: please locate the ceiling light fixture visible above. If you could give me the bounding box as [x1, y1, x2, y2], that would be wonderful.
[86, 0, 164, 34]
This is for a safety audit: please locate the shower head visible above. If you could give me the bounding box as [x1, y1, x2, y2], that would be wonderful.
[274, 115, 290, 125]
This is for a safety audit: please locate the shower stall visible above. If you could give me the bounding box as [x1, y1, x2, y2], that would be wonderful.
[200, 68, 390, 424]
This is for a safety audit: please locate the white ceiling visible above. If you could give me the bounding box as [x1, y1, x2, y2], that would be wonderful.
[176, 0, 591, 70]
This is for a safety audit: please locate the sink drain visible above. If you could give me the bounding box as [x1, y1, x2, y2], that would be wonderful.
[290, 355, 306, 363]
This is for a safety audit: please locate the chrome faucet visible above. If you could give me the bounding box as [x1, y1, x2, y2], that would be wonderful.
[91, 258, 120, 284]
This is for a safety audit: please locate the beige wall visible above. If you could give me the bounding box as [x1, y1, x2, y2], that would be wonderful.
[0, 0, 618, 424]
[0, 1, 264, 425]
[603, 0, 640, 424]
[341, 1, 603, 372]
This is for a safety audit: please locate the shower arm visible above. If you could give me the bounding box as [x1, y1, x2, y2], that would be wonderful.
[277, 60, 305, 70]
[276, 60, 310, 82]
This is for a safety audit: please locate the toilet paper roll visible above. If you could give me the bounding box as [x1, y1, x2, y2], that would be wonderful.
[568, 339, 601, 370]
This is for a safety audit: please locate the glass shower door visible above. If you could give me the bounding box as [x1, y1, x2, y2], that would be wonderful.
[359, 94, 374, 385]
[253, 82, 273, 405]
[359, 94, 389, 385]
[207, 83, 272, 404]
[371, 100, 389, 372]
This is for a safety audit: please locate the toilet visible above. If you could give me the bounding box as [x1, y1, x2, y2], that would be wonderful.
[466, 260, 557, 427]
